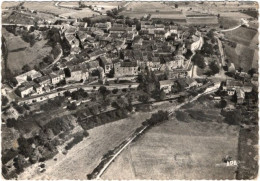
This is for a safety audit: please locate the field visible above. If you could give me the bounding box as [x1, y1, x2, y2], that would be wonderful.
[19, 2, 98, 18]
[1, 2, 20, 9]
[83, 1, 126, 14]
[18, 101, 174, 180]
[223, 26, 258, 71]
[120, 2, 185, 19]
[224, 27, 258, 47]
[2, 28, 52, 75]
[102, 97, 240, 179]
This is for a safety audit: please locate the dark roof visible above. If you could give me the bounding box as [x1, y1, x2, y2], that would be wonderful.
[121, 61, 137, 67]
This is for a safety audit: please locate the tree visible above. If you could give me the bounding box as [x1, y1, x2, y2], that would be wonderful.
[248, 68, 256, 77]
[178, 96, 185, 103]
[191, 53, 206, 69]
[112, 88, 119, 94]
[64, 91, 71, 97]
[99, 86, 109, 98]
[10, 77, 18, 87]
[22, 64, 31, 73]
[219, 99, 227, 110]
[201, 42, 214, 56]
[27, 76, 32, 81]
[2, 95, 9, 106]
[6, 118, 17, 128]
[107, 68, 114, 78]
[67, 102, 77, 110]
[13, 104, 24, 114]
[238, 67, 243, 73]
[138, 94, 150, 103]
[64, 68, 71, 77]
[23, 103, 30, 110]
[159, 90, 166, 100]
[71, 91, 80, 100]
[143, 110, 169, 126]
[209, 62, 219, 75]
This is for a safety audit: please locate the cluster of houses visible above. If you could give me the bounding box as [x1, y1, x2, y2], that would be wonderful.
[222, 79, 254, 104]
[14, 19, 205, 98]
[15, 65, 89, 98]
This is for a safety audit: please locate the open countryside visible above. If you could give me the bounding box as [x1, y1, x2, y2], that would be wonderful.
[1, 1, 258, 180]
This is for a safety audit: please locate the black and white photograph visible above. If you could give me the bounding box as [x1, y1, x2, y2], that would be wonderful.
[1, 1, 259, 180]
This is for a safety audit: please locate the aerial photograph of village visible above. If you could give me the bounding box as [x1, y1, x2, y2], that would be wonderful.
[1, 1, 259, 180]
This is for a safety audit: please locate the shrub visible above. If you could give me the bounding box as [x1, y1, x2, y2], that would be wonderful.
[65, 135, 84, 150]
[112, 88, 119, 94]
[22, 64, 31, 73]
[6, 118, 17, 128]
[223, 110, 242, 125]
[2, 95, 9, 106]
[191, 53, 206, 69]
[138, 94, 150, 103]
[10, 77, 18, 87]
[143, 110, 169, 126]
[67, 102, 77, 110]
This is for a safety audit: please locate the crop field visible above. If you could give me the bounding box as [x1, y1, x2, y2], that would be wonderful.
[120, 2, 185, 19]
[224, 42, 258, 72]
[223, 26, 258, 71]
[102, 97, 240, 180]
[3, 28, 52, 75]
[1, 2, 20, 9]
[21, 2, 97, 18]
[59, 2, 80, 8]
[224, 27, 258, 46]
[84, 1, 126, 14]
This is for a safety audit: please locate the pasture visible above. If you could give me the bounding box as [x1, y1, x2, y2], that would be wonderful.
[3, 28, 52, 75]
[224, 43, 258, 72]
[223, 26, 258, 71]
[224, 27, 258, 46]
[120, 2, 185, 19]
[102, 97, 240, 180]
[21, 2, 98, 18]
[102, 117, 239, 179]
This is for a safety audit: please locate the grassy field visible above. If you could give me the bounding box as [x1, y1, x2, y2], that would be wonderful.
[222, 26, 258, 71]
[223, 41, 258, 72]
[1, 2, 20, 9]
[20, 2, 97, 18]
[102, 97, 240, 180]
[224, 27, 258, 46]
[3, 28, 52, 75]
[18, 101, 175, 180]
[120, 2, 185, 19]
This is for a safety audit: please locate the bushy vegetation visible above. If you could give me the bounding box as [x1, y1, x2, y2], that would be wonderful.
[40, 96, 65, 112]
[142, 110, 169, 126]
[2, 95, 9, 106]
[44, 117, 74, 135]
[191, 53, 206, 69]
[65, 134, 84, 150]
[221, 110, 242, 125]
[78, 108, 128, 130]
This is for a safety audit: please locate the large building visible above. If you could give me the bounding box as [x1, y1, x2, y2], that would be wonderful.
[114, 61, 139, 77]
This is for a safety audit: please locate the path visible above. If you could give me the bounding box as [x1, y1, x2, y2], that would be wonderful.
[220, 18, 249, 32]
[93, 82, 220, 179]
[45, 47, 63, 69]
